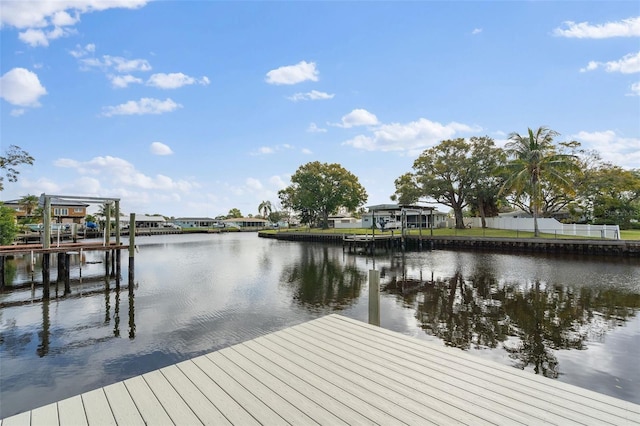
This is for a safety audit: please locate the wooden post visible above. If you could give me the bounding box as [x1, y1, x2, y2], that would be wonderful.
[43, 195, 51, 249]
[0, 255, 5, 290]
[104, 202, 111, 247]
[64, 253, 71, 295]
[42, 253, 50, 299]
[115, 200, 121, 247]
[419, 209, 423, 250]
[57, 252, 65, 282]
[128, 213, 135, 284]
[110, 249, 116, 277]
[116, 249, 121, 285]
[368, 269, 380, 326]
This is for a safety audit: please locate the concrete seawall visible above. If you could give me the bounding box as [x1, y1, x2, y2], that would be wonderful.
[259, 232, 640, 257]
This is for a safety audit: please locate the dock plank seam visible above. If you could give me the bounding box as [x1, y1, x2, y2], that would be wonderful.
[300, 320, 590, 425]
[327, 314, 640, 415]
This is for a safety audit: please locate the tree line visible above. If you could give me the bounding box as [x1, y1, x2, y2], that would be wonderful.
[277, 126, 639, 234]
[391, 126, 639, 234]
[2, 125, 639, 243]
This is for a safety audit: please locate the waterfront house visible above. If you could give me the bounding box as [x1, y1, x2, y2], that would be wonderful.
[174, 217, 220, 229]
[362, 204, 447, 229]
[222, 217, 269, 230]
[121, 214, 167, 229]
[2, 196, 88, 225]
[327, 214, 361, 229]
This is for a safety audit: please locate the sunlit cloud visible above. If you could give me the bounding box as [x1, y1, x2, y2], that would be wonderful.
[332, 108, 379, 128]
[102, 98, 182, 116]
[580, 51, 640, 74]
[147, 73, 210, 89]
[150, 142, 174, 155]
[307, 122, 327, 133]
[554, 16, 640, 38]
[572, 129, 640, 169]
[343, 117, 481, 153]
[287, 90, 334, 102]
[0, 67, 47, 107]
[1, 0, 149, 46]
[265, 60, 319, 85]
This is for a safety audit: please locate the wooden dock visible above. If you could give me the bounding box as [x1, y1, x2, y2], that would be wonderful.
[2, 314, 639, 425]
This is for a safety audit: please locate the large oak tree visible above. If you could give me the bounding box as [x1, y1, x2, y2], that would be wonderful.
[279, 161, 368, 229]
[392, 137, 504, 229]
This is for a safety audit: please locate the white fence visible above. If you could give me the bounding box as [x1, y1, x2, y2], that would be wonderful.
[467, 217, 620, 239]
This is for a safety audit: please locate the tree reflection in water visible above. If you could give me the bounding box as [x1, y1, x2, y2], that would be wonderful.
[281, 245, 366, 311]
[384, 261, 640, 378]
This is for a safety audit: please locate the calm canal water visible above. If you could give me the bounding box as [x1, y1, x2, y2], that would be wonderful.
[1, 232, 639, 418]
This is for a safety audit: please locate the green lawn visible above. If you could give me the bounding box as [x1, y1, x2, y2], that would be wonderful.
[620, 230, 640, 241]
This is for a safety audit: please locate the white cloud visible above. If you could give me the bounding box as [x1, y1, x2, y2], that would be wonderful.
[628, 82, 640, 96]
[102, 98, 182, 116]
[69, 43, 96, 58]
[343, 117, 481, 153]
[256, 147, 274, 155]
[18, 28, 48, 46]
[150, 142, 174, 155]
[301, 148, 313, 155]
[0, 67, 47, 107]
[287, 90, 335, 102]
[269, 175, 288, 189]
[580, 51, 640, 74]
[334, 108, 379, 128]
[54, 155, 195, 191]
[10, 109, 25, 117]
[472, 28, 482, 35]
[307, 122, 327, 133]
[553, 16, 640, 39]
[250, 144, 295, 156]
[147, 72, 210, 89]
[81, 55, 152, 72]
[110, 74, 143, 88]
[1, 1, 149, 46]
[246, 178, 263, 191]
[572, 130, 640, 169]
[265, 61, 319, 85]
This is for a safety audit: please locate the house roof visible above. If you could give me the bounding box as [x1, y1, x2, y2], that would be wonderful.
[174, 217, 216, 221]
[3, 197, 89, 207]
[366, 204, 434, 211]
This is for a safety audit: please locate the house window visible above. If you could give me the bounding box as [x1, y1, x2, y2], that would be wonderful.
[54, 208, 69, 215]
[74, 208, 84, 213]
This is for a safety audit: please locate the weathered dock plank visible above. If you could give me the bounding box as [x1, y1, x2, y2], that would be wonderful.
[3, 314, 639, 425]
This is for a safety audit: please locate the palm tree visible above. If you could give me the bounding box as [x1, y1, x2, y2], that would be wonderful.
[500, 126, 578, 237]
[19, 194, 39, 221]
[258, 200, 273, 219]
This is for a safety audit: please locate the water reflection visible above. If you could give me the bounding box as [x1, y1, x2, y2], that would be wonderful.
[1, 252, 137, 359]
[281, 245, 366, 311]
[384, 257, 640, 378]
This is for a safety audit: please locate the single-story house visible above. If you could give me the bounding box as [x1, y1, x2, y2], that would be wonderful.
[327, 215, 361, 229]
[120, 214, 166, 228]
[362, 204, 447, 229]
[174, 217, 220, 228]
[222, 217, 269, 229]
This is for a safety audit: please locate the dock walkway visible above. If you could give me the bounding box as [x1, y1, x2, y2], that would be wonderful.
[2, 314, 639, 425]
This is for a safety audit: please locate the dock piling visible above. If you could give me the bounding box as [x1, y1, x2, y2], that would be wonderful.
[368, 269, 380, 326]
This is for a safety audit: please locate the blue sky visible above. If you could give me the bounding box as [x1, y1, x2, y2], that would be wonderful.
[1, 1, 639, 218]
